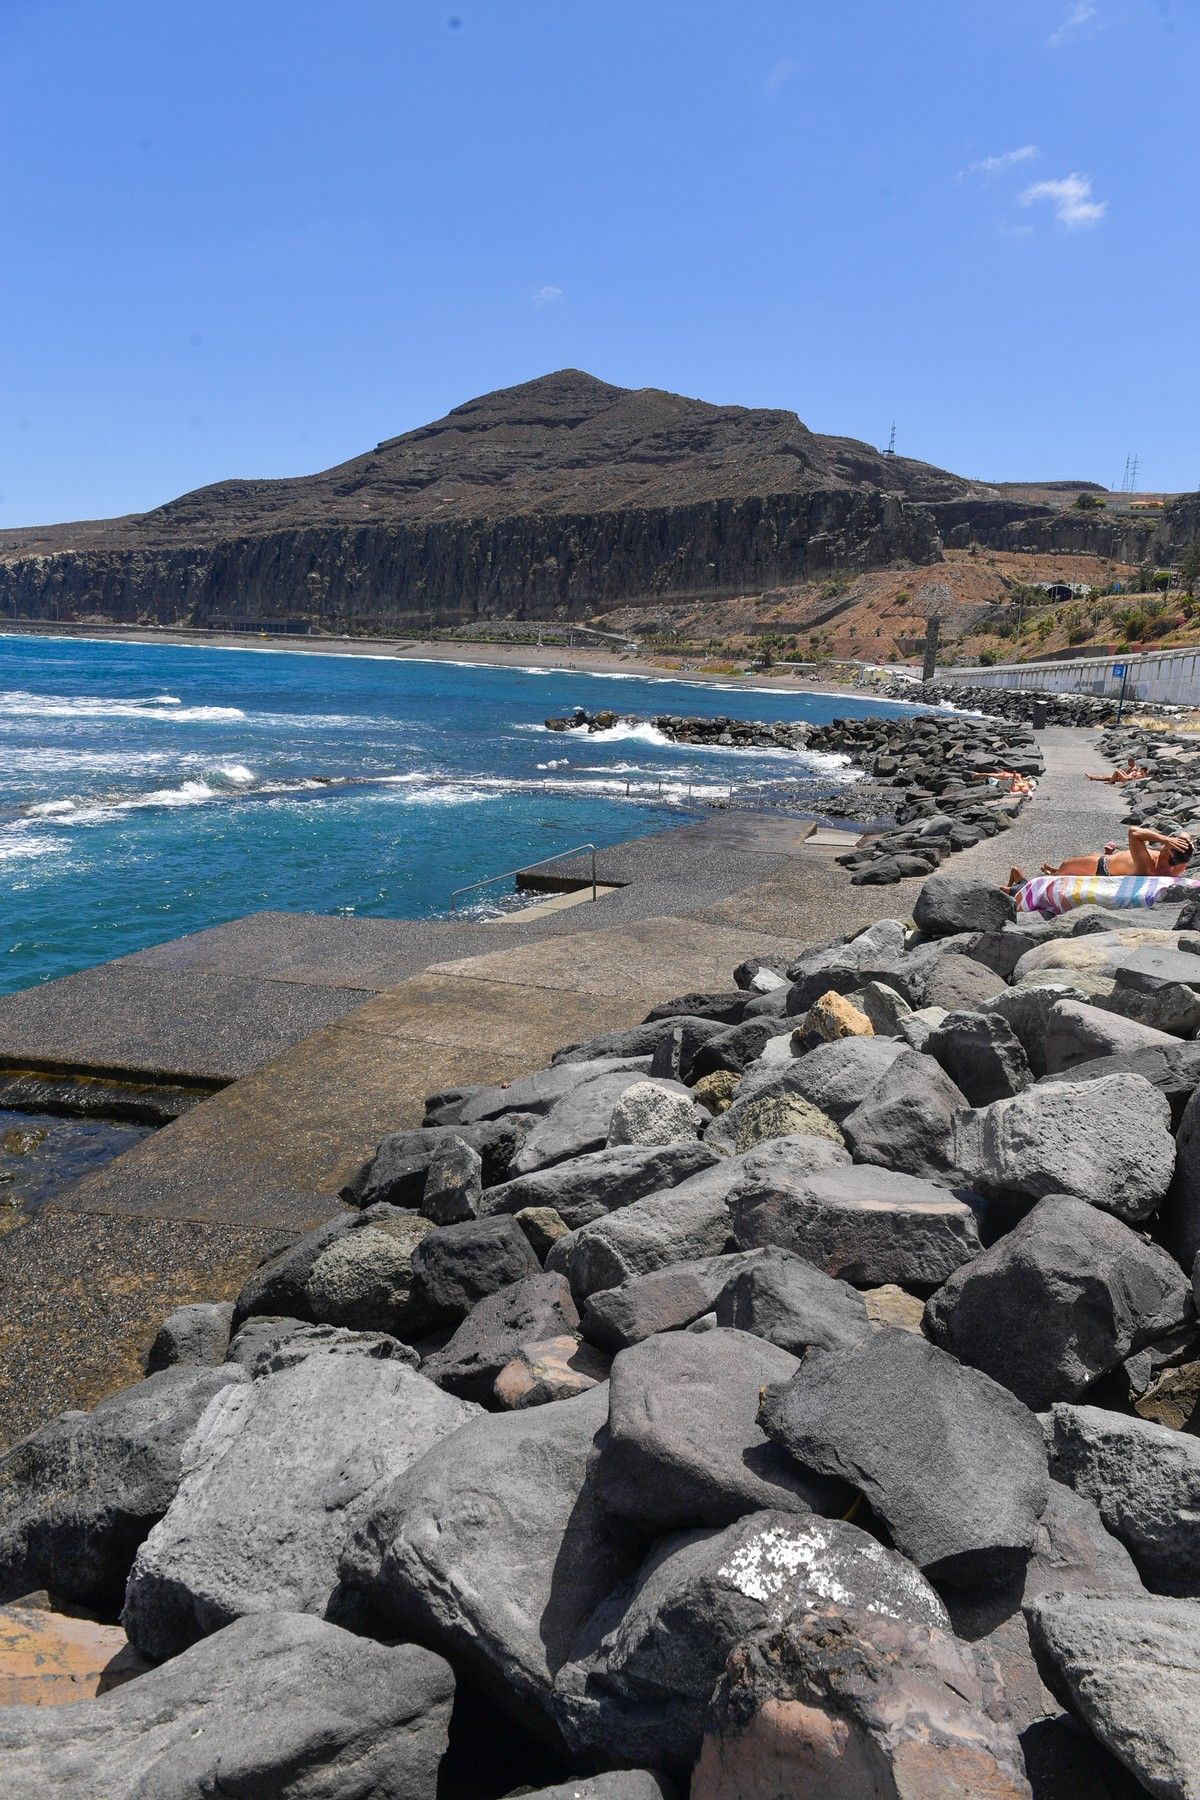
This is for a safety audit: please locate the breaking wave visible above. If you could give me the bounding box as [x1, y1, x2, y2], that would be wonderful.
[0, 690, 245, 722]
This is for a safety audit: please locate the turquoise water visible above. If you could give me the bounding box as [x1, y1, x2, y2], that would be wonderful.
[0, 633, 917, 993]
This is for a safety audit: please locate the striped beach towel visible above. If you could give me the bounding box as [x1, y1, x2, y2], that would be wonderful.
[1013, 874, 1200, 917]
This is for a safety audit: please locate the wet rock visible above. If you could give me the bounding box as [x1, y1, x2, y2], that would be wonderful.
[956, 1074, 1177, 1223]
[713, 1247, 870, 1354]
[410, 1214, 540, 1322]
[593, 1328, 845, 1535]
[1044, 1401, 1200, 1594]
[494, 1335, 611, 1408]
[841, 1049, 967, 1178]
[581, 1253, 762, 1352]
[145, 1302, 234, 1373]
[924, 1009, 1032, 1106]
[761, 1328, 1049, 1586]
[481, 1143, 717, 1231]
[0, 1611, 454, 1800]
[340, 1385, 632, 1738]
[727, 1143, 982, 1288]
[926, 1195, 1193, 1409]
[691, 1609, 1030, 1800]
[1027, 1592, 1200, 1800]
[0, 1364, 248, 1614]
[420, 1270, 580, 1404]
[554, 1509, 949, 1774]
[914, 873, 1016, 938]
[123, 1350, 476, 1660]
[606, 1081, 707, 1149]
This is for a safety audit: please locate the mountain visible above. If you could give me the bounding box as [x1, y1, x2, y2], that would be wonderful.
[0, 371, 1181, 631]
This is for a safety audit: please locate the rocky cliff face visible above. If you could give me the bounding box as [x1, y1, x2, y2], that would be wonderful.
[0, 371, 1190, 628]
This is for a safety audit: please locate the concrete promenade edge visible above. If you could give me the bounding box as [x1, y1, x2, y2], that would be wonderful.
[0, 732, 1126, 1442]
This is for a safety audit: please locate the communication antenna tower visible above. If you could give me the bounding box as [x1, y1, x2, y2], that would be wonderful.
[883, 421, 896, 457]
[1120, 452, 1140, 494]
[1130, 453, 1139, 494]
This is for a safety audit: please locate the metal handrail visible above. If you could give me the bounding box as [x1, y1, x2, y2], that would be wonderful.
[451, 843, 598, 911]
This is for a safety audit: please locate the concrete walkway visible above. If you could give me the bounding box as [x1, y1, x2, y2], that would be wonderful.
[0, 731, 1127, 1444]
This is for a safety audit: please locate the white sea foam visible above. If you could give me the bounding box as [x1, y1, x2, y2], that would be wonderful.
[213, 763, 255, 784]
[25, 798, 79, 816]
[0, 690, 245, 723]
[0, 829, 65, 863]
[119, 779, 217, 808]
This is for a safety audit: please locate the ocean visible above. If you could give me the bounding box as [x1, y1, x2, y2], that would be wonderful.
[0, 633, 918, 994]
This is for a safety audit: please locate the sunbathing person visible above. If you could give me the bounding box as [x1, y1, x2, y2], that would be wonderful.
[1086, 756, 1148, 785]
[1007, 826, 1194, 888]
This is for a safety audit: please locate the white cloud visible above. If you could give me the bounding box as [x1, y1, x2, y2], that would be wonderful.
[1049, 2, 1098, 46]
[529, 285, 564, 309]
[765, 56, 799, 92]
[964, 144, 1039, 180]
[1020, 171, 1107, 228]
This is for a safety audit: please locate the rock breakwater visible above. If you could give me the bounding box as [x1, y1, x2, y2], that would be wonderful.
[3, 869, 1199, 1795]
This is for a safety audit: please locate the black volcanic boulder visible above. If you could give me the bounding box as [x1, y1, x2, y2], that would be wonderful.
[913, 874, 1016, 938]
[410, 1215, 540, 1322]
[840, 1050, 967, 1178]
[924, 1009, 1032, 1106]
[0, 1612, 455, 1800]
[925, 1194, 1193, 1409]
[1044, 1402, 1200, 1595]
[479, 1141, 718, 1230]
[760, 1328, 1049, 1587]
[553, 1509, 949, 1775]
[340, 1385, 634, 1738]
[726, 1143, 982, 1289]
[233, 1205, 442, 1339]
[593, 1328, 846, 1535]
[580, 1252, 762, 1352]
[0, 1364, 248, 1613]
[420, 1270, 580, 1403]
[712, 1247, 870, 1354]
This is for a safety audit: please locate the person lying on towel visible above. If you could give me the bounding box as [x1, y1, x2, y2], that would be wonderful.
[1008, 825, 1194, 889]
[1086, 756, 1149, 785]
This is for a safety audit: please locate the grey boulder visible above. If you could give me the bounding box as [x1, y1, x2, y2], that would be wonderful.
[761, 1035, 906, 1122]
[1045, 1401, 1200, 1595]
[234, 1205, 440, 1340]
[146, 1302, 234, 1373]
[546, 1155, 758, 1300]
[554, 1509, 949, 1774]
[726, 1144, 982, 1289]
[123, 1350, 476, 1659]
[0, 1364, 247, 1613]
[606, 1080, 707, 1147]
[1159, 1084, 1200, 1269]
[419, 1136, 483, 1224]
[226, 1317, 420, 1376]
[983, 982, 1091, 1078]
[713, 1246, 870, 1354]
[420, 1270, 580, 1403]
[1027, 1592, 1200, 1800]
[1047, 1040, 1200, 1129]
[913, 873, 1016, 937]
[479, 1142, 717, 1230]
[510, 1073, 690, 1175]
[841, 1049, 967, 1178]
[921, 951, 1008, 1014]
[580, 1252, 762, 1352]
[410, 1214, 539, 1321]
[1043, 998, 1177, 1076]
[455, 1056, 653, 1124]
[924, 1009, 1032, 1105]
[953, 1073, 1175, 1223]
[926, 1194, 1194, 1409]
[0, 1610, 453, 1800]
[761, 1328, 1050, 1586]
[340, 1385, 633, 1737]
[593, 1328, 845, 1534]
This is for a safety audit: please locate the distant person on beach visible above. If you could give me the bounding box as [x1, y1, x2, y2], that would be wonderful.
[973, 768, 1035, 797]
[1087, 755, 1148, 785]
[1007, 824, 1194, 888]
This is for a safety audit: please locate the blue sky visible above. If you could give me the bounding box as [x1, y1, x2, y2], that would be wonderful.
[1, 0, 1194, 525]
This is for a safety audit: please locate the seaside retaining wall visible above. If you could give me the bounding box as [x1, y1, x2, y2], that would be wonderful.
[936, 645, 1200, 708]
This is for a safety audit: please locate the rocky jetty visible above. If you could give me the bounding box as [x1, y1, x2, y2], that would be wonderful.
[3, 869, 1200, 1795]
[1097, 725, 1200, 845]
[873, 677, 1163, 727]
[545, 707, 812, 750]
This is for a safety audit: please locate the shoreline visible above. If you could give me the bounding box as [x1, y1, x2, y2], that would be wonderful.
[0, 618, 916, 704]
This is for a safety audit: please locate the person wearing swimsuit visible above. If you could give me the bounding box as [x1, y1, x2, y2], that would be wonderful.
[1007, 826, 1194, 889]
